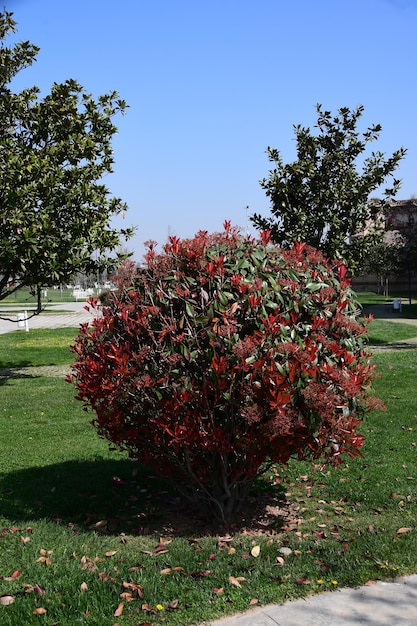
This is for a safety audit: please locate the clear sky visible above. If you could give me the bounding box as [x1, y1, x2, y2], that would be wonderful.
[5, 0, 417, 261]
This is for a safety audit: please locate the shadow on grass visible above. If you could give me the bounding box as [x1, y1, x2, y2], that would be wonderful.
[0, 458, 176, 535]
[362, 303, 417, 320]
[0, 458, 288, 538]
[0, 365, 69, 386]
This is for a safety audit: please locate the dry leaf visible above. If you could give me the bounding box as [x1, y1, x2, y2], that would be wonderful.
[249, 598, 259, 605]
[105, 551, 117, 557]
[80, 582, 88, 592]
[141, 603, 158, 614]
[33, 607, 47, 615]
[251, 545, 260, 558]
[4, 570, 21, 581]
[114, 602, 124, 617]
[397, 527, 412, 534]
[228, 547, 236, 555]
[160, 568, 172, 575]
[213, 587, 224, 595]
[34, 584, 46, 596]
[20, 536, 31, 544]
[0, 595, 14, 606]
[167, 599, 179, 609]
[276, 556, 285, 565]
[229, 576, 242, 588]
[120, 592, 133, 602]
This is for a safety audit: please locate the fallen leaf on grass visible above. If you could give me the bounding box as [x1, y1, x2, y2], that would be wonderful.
[80, 582, 88, 592]
[397, 527, 412, 534]
[295, 577, 311, 585]
[128, 564, 144, 572]
[229, 576, 246, 588]
[122, 581, 143, 598]
[37, 549, 53, 566]
[33, 607, 47, 615]
[249, 598, 259, 605]
[120, 592, 134, 602]
[141, 603, 158, 615]
[0, 595, 15, 606]
[167, 599, 179, 609]
[160, 566, 184, 575]
[114, 602, 124, 617]
[34, 584, 47, 596]
[20, 536, 31, 544]
[190, 569, 211, 578]
[213, 587, 224, 595]
[3, 570, 21, 581]
[105, 551, 118, 557]
[251, 545, 260, 558]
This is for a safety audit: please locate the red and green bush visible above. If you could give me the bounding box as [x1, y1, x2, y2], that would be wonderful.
[69, 223, 381, 522]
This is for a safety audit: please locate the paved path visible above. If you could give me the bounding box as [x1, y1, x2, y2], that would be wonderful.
[0, 301, 98, 334]
[205, 574, 417, 625]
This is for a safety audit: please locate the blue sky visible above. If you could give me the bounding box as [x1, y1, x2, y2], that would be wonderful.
[5, 0, 417, 261]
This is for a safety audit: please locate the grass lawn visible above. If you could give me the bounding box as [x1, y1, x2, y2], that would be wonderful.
[0, 287, 87, 305]
[0, 329, 417, 625]
[366, 320, 417, 344]
[357, 291, 417, 319]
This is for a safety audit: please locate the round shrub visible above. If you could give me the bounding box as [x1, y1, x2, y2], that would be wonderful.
[69, 223, 381, 522]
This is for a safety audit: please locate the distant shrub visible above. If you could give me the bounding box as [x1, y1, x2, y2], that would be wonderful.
[69, 223, 381, 522]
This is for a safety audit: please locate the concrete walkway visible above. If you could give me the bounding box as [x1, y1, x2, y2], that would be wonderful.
[205, 574, 417, 625]
[0, 301, 98, 334]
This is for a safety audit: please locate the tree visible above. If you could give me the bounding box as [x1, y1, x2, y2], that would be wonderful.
[70, 224, 382, 523]
[393, 209, 417, 304]
[0, 11, 134, 310]
[251, 104, 406, 273]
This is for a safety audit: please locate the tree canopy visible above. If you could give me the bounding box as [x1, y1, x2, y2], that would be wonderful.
[0, 10, 134, 304]
[251, 104, 406, 273]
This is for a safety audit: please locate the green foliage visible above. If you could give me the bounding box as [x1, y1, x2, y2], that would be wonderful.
[251, 104, 406, 273]
[0, 10, 134, 302]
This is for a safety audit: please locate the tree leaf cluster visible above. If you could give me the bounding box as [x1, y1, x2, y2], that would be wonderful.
[0, 10, 134, 302]
[251, 104, 406, 273]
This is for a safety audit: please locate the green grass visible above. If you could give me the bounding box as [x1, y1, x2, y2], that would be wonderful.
[366, 320, 417, 344]
[1, 330, 417, 625]
[356, 291, 417, 319]
[0, 286, 91, 305]
[0, 329, 77, 369]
